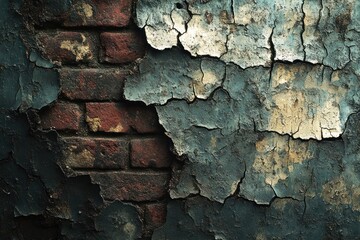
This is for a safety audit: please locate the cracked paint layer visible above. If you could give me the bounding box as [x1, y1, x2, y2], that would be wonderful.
[135, 0, 360, 70]
[153, 194, 360, 239]
[125, 48, 360, 205]
[126, 0, 360, 237]
[125, 48, 360, 206]
[0, 3, 59, 111]
[126, 50, 360, 141]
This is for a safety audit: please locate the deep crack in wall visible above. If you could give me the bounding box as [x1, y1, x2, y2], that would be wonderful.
[124, 0, 360, 238]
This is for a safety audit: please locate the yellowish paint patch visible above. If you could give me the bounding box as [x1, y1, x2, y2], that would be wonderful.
[145, 26, 178, 50]
[86, 116, 101, 132]
[109, 123, 124, 133]
[210, 136, 217, 149]
[268, 64, 348, 140]
[253, 135, 312, 186]
[321, 179, 360, 212]
[271, 198, 289, 211]
[322, 177, 351, 206]
[64, 146, 95, 168]
[192, 68, 223, 99]
[60, 34, 92, 61]
[80, 3, 93, 18]
[73, 2, 93, 24]
[255, 233, 267, 240]
[123, 223, 136, 237]
[202, 70, 219, 85]
[179, 15, 227, 58]
[352, 187, 360, 211]
[230, 180, 240, 194]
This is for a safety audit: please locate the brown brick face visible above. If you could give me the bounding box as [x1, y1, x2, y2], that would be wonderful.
[60, 68, 127, 101]
[40, 102, 81, 131]
[62, 137, 129, 169]
[37, 32, 95, 64]
[100, 32, 146, 63]
[62, 0, 133, 27]
[90, 172, 170, 201]
[85, 102, 162, 133]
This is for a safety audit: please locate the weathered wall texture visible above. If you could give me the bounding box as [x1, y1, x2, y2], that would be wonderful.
[124, 0, 360, 239]
[2, 0, 360, 239]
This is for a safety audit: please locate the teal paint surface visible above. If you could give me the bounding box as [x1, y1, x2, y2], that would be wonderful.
[126, 0, 360, 238]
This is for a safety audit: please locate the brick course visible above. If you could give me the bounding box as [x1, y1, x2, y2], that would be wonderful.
[60, 68, 127, 101]
[85, 102, 161, 133]
[41, 102, 81, 131]
[63, 0, 133, 27]
[62, 137, 129, 169]
[37, 32, 95, 64]
[90, 172, 170, 201]
[100, 32, 145, 63]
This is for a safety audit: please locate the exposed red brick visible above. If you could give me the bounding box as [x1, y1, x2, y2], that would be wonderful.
[90, 172, 169, 201]
[41, 103, 81, 131]
[144, 203, 167, 231]
[131, 138, 171, 168]
[37, 32, 95, 64]
[62, 137, 129, 169]
[63, 0, 133, 27]
[86, 102, 161, 133]
[86, 102, 131, 133]
[60, 69, 128, 100]
[100, 32, 145, 64]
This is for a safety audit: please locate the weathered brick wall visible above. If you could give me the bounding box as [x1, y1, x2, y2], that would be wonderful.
[3, 0, 360, 239]
[36, 1, 171, 238]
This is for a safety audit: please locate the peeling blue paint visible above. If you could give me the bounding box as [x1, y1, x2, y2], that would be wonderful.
[126, 0, 360, 238]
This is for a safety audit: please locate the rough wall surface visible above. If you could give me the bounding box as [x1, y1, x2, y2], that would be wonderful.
[125, 0, 360, 239]
[2, 0, 360, 239]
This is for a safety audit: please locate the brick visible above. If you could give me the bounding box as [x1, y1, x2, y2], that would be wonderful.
[37, 32, 95, 64]
[86, 102, 130, 133]
[100, 32, 145, 64]
[86, 102, 161, 133]
[60, 69, 127, 100]
[144, 203, 167, 231]
[90, 172, 169, 201]
[131, 138, 172, 168]
[62, 137, 129, 169]
[40, 103, 81, 131]
[63, 0, 133, 27]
